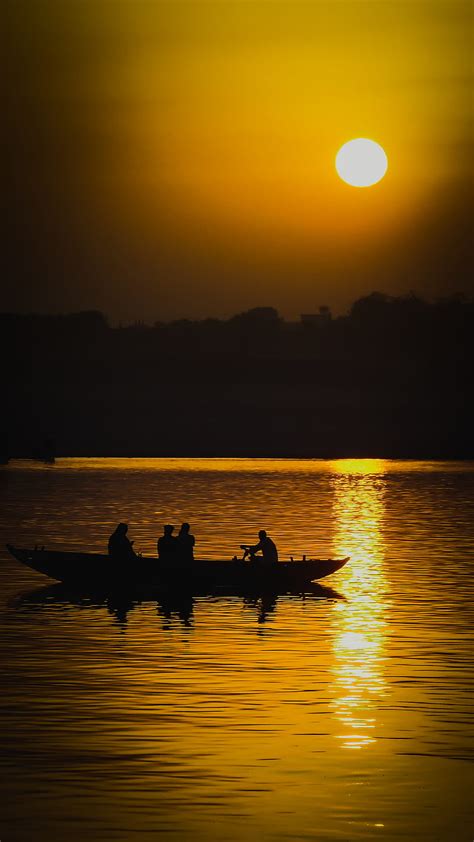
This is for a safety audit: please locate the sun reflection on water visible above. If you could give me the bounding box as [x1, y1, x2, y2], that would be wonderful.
[330, 459, 388, 750]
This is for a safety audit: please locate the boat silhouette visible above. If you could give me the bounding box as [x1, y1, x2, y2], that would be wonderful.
[7, 544, 349, 590]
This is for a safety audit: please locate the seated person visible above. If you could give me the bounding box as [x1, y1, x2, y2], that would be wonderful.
[157, 524, 178, 560]
[177, 522, 195, 563]
[240, 530, 278, 566]
[108, 523, 136, 559]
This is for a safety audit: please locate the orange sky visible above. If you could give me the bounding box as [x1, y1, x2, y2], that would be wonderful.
[4, 1, 472, 320]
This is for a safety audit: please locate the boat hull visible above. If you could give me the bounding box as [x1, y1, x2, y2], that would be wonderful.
[6, 545, 349, 588]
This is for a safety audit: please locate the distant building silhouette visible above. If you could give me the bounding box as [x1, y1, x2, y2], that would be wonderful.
[301, 306, 332, 327]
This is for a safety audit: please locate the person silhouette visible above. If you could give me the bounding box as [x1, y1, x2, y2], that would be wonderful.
[241, 530, 278, 566]
[108, 523, 136, 560]
[157, 524, 178, 561]
[177, 522, 195, 564]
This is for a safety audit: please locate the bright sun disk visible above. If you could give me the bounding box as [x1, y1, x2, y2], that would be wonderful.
[336, 138, 388, 187]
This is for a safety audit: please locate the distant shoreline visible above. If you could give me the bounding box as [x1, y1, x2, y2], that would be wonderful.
[4, 453, 474, 462]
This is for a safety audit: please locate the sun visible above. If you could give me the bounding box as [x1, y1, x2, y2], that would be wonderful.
[335, 138, 388, 187]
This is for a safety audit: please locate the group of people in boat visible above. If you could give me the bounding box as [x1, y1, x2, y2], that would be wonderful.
[157, 523, 195, 564]
[108, 522, 278, 567]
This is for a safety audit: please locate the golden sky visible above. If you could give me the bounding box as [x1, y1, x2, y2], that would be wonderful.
[4, 0, 473, 320]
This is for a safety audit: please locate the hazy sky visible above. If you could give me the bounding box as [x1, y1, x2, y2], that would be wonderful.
[4, 0, 472, 321]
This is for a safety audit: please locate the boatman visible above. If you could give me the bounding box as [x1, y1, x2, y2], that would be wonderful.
[241, 530, 278, 566]
[108, 523, 136, 560]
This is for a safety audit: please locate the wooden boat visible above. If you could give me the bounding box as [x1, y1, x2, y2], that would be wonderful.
[6, 544, 349, 589]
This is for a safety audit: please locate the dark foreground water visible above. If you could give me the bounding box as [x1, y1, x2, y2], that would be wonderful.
[0, 458, 473, 842]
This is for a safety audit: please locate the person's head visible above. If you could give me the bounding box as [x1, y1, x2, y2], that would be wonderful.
[117, 523, 128, 534]
[164, 524, 174, 535]
[258, 530, 267, 540]
[180, 522, 190, 533]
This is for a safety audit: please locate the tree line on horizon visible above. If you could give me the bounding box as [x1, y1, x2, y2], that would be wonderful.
[1, 290, 472, 336]
[1, 291, 472, 460]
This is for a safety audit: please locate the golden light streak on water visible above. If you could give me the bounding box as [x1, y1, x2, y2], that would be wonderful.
[329, 459, 388, 750]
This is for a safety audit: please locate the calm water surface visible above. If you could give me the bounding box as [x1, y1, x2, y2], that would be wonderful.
[1, 458, 473, 841]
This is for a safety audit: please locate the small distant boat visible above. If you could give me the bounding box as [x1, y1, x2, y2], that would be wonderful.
[6, 545, 349, 590]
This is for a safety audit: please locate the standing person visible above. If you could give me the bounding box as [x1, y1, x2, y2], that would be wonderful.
[241, 530, 278, 566]
[108, 523, 136, 560]
[177, 522, 195, 564]
[157, 524, 177, 560]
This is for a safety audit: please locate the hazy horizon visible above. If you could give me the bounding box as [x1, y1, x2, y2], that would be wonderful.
[2, 286, 473, 326]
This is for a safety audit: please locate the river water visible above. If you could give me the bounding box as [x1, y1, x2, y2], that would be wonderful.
[0, 458, 473, 842]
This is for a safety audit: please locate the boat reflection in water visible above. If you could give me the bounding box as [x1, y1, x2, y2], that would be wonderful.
[14, 580, 345, 631]
[329, 459, 388, 750]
